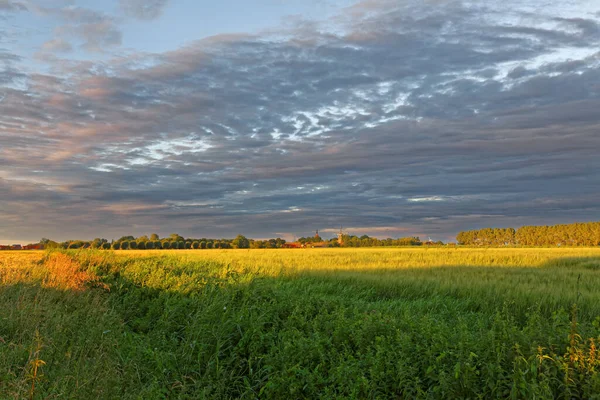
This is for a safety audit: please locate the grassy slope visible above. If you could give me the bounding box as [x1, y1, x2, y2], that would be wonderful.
[1, 248, 600, 399]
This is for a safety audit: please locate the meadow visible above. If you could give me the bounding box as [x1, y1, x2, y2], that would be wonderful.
[1, 247, 600, 399]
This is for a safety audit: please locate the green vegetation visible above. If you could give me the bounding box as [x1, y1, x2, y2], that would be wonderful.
[34, 233, 273, 251]
[457, 221, 600, 246]
[1, 248, 600, 398]
[22, 231, 430, 251]
[298, 234, 425, 247]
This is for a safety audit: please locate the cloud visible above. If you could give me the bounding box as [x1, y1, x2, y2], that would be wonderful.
[1, 0, 600, 241]
[35, 6, 122, 52]
[119, 0, 169, 20]
[41, 38, 72, 52]
[0, 0, 27, 12]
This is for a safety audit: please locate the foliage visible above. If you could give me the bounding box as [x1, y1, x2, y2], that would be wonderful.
[457, 221, 600, 247]
[233, 234, 250, 249]
[48, 232, 428, 251]
[298, 234, 424, 247]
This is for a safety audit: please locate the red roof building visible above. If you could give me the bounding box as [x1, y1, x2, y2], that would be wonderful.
[23, 244, 44, 250]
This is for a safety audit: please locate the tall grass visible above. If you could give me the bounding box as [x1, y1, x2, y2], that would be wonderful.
[1, 248, 600, 398]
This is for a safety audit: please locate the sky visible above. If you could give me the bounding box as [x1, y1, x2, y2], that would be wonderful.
[1, 0, 600, 244]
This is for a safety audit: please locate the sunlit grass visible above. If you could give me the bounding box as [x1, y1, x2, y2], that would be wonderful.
[1, 248, 600, 398]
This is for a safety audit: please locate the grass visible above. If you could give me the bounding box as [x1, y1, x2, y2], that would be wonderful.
[1, 248, 600, 398]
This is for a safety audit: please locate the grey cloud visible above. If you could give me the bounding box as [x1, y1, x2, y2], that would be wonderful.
[40, 38, 72, 52]
[1, 0, 600, 241]
[0, 0, 27, 12]
[38, 6, 122, 52]
[120, 0, 169, 20]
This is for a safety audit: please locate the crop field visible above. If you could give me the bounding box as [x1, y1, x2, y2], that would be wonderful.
[1, 248, 600, 399]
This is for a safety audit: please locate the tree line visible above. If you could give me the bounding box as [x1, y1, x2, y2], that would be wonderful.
[42, 234, 265, 250]
[297, 234, 430, 247]
[38, 233, 436, 250]
[456, 221, 600, 246]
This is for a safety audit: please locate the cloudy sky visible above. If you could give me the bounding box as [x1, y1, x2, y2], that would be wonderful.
[1, 0, 599, 243]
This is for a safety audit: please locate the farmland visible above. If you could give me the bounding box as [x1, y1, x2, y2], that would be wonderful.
[1, 248, 600, 398]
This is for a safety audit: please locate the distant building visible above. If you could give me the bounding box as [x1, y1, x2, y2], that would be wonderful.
[337, 226, 344, 245]
[23, 244, 44, 250]
[11, 244, 22, 250]
[283, 243, 303, 249]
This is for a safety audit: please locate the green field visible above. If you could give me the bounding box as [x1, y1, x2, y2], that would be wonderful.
[1, 248, 600, 398]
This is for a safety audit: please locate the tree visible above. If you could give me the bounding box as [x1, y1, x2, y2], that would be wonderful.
[233, 234, 250, 249]
[169, 233, 185, 242]
[41, 239, 60, 249]
[192, 241, 199, 249]
[68, 241, 84, 249]
[112, 242, 121, 250]
[137, 241, 146, 250]
[121, 241, 130, 250]
[91, 238, 106, 249]
[129, 241, 138, 250]
[457, 222, 600, 247]
[150, 233, 160, 241]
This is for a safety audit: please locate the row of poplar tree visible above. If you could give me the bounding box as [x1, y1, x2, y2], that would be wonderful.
[456, 221, 600, 246]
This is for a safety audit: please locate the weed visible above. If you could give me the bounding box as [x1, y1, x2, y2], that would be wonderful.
[26, 330, 45, 400]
